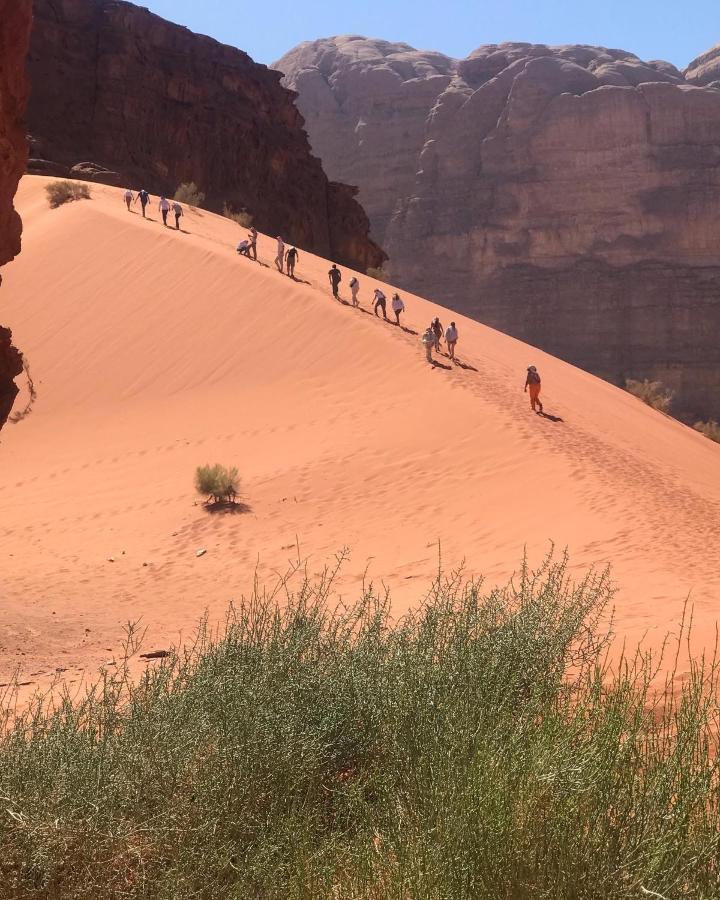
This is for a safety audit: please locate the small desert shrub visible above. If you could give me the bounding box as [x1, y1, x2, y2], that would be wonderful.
[625, 377, 673, 413]
[45, 180, 91, 209]
[694, 419, 720, 443]
[174, 181, 205, 207]
[195, 463, 240, 505]
[222, 203, 253, 228]
[366, 266, 386, 280]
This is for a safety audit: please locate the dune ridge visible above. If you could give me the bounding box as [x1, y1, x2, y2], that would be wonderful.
[1, 176, 719, 693]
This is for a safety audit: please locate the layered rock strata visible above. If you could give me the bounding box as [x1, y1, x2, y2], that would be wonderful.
[0, 0, 32, 430]
[278, 37, 720, 419]
[27, 0, 384, 271]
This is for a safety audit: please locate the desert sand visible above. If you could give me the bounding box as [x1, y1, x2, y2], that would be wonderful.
[1, 176, 719, 695]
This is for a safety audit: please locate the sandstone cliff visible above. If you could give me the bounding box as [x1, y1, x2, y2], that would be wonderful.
[27, 0, 384, 271]
[278, 37, 720, 420]
[686, 45, 720, 87]
[0, 0, 32, 430]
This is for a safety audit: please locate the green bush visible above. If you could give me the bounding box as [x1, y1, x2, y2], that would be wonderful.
[173, 181, 205, 207]
[195, 463, 240, 505]
[222, 203, 253, 228]
[0, 551, 719, 898]
[625, 377, 673, 413]
[45, 180, 91, 209]
[694, 419, 720, 443]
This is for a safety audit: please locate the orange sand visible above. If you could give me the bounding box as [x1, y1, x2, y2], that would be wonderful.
[1, 176, 719, 694]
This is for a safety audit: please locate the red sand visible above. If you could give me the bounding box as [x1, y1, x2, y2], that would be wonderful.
[1, 176, 719, 695]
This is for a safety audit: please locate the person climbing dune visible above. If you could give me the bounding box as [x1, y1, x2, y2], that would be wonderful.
[391, 293, 405, 325]
[432, 317, 444, 352]
[328, 264, 342, 299]
[275, 236, 285, 273]
[123, 189, 133, 211]
[445, 322, 458, 359]
[349, 275, 360, 307]
[422, 326, 435, 364]
[373, 288, 387, 319]
[286, 246, 299, 278]
[158, 196, 171, 226]
[172, 200, 184, 230]
[136, 188, 150, 218]
[525, 365, 543, 413]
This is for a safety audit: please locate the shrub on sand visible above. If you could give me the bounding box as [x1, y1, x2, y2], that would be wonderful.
[1, 551, 719, 897]
[195, 463, 240, 505]
[174, 182, 205, 207]
[366, 266, 385, 280]
[222, 203, 253, 228]
[45, 180, 91, 209]
[694, 419, 720, 443]
[625, 377, 673, 413]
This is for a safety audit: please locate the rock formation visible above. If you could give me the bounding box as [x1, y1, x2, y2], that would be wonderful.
[277, 37, 720, 420]
[0, 0, 32, 431]
[27, 0, 384, 271]
[685, 45, 720, 87]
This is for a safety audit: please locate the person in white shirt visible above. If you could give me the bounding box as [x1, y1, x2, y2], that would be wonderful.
[421, 326, 435, 363]
[445, 321, 458, 359]
[349, 276, 360, 307]
[275, 236, 285, 273]
[123, 189, 133, 211]
[391, 292, 405, 325]
[158, 196, 171, 226]
[172, 201, 183, 230]
[373, 288, 387, 320]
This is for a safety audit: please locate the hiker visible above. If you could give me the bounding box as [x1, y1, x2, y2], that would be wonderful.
[123, 189, 133, 211]
[328, 264, 342, 299]
[236, 239, 252, 257]
[421, 326, 435, 363]
[249, 226, 258, 260]
[432, 317, 444, 352]
[172, 200, 183, 230]
[158, 196, 171, 226]
[391, 292, 405, 325]
[275, 236, 285, 273]
[349, 275, 360, 307]
[524, 365, 543, 413]
[286, 246, 299, 278]
[373, 287, 387, 320]
[445, 321, 458, 359]
[136, 188, 150, 218]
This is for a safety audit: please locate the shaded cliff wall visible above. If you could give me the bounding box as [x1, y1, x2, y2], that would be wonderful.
[0, 0, 32, 430]
[278, 38, 720, 420]
[27, 0, 384, 271]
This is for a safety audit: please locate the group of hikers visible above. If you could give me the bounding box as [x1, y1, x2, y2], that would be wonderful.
[122, 190, 546, 413]
[123, 189, 184, 229]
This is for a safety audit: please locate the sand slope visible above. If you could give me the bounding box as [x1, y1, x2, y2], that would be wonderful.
[1, 176, 719, 692]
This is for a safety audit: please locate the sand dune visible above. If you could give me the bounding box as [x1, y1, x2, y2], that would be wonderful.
[1, 176, 719, 694]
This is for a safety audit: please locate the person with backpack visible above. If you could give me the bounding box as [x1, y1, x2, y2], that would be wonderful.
[275, 236, 285, 273]
[524, 365, 543, 413]
[421, 326, 435, 363]
[431, 317, 444, 352]
[373, 287, 387, 319]
[172, 200, 184, 230]
[349, 275, 360, 307]
[391, 293, 405, 325]
[136, 188, 150, 218]
[285, 246, 299, 278]
[158, 196, 171, 226]
[123, 189, 133, 211]
[445, 322, 458, 359]
[328, 264, 342, 299]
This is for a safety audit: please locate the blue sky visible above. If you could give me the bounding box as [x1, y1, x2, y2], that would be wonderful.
[140, 0, 716, 69]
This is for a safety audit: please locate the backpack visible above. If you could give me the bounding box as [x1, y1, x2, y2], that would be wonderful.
[527, 369, 540, 384]
[139, 190, 149, 203]
[349, 277, 358, 288]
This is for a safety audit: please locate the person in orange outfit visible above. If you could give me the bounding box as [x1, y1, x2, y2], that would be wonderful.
[525, 365, 543, 413]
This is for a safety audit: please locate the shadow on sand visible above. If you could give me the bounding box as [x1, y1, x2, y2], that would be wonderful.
[204, 500, 252, 515]
[431, 359, 452, 371]
[453, 359, 478, 372]
[537, 411, 564, 423]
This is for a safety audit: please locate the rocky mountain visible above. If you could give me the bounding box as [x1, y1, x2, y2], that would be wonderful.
[26, 1, 384, 272]
[686, 45, 720, 87]
[277, 37, 720, 420]
[0, 0, 31, 431]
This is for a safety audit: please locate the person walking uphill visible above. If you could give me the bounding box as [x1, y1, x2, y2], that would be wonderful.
[172, 200, 183, 230]
[445, 321, 458, 359]
[158, 196, 171, 226]
[249, 226, 258, 261]
[432, 317, 444, 352]
[422, 326, 435, 363]
[123, 189, 133, 211]
[349, 275, 360, 307]
[286, 246, 299, 278]
[328, 264, 342, 299]
[525, 365, 543, 413]
[391, 292, 405, 325]
[373, 288, 388, 319]
[275, 236, 285, 273]
[136, 188, 150, 218]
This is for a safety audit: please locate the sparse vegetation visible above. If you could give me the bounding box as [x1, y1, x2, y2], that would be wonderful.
[45, 180, 91, 209]
[223, 203, 253, 228]
[173, 181, 205, 207]
[366, 266, 386, 280]
[625, 377, 674, 413]
[1, 551, 719, 898]
[694, 419, 720, 443]
[195, 462, 240, 505]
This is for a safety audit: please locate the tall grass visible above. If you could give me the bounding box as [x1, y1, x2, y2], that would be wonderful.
[625, 378, 674, 413]
[45, 180, 91, 209]
[1, 551, 718, 898]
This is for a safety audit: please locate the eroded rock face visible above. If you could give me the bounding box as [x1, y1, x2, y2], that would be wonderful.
[27, 0, 384, 271]
[686, 45, 720, 87]
[0, 0, 32, 430]
[278, 37, 720, 419]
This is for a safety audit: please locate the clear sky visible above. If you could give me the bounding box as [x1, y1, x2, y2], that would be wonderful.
[138, 0, 716, 69]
